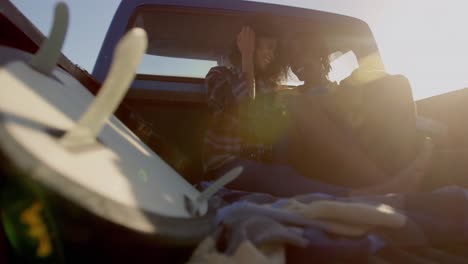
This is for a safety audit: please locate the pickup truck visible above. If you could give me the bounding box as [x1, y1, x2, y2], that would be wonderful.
[1, 0, 468, 263]
[3, 0, 467, 180]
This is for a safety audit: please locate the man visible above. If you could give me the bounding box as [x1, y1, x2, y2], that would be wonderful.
[285, 32, 424, 188]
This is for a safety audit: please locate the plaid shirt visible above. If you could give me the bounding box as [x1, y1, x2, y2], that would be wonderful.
[203, 66, 279, 175]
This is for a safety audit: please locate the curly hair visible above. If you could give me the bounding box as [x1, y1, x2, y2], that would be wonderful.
[290, 30, 332, 78]
[228, 18, 289, 85]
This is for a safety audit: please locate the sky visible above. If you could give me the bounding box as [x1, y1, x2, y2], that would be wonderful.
[10, 0, 468, 99]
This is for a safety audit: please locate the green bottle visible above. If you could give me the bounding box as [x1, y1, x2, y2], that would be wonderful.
[1, 166, 65, 263]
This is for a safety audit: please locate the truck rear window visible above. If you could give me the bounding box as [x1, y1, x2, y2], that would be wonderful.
[137, 54, 217, 78]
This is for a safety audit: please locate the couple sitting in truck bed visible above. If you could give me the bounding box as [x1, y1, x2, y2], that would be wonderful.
[202, 21, 432, 197]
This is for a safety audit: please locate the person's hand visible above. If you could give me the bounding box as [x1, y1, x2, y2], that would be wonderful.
[392, 137, 434, 190]
[237, 26, 255, 57]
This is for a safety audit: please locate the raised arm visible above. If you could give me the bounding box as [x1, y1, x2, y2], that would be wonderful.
[237, 26, 256, 99]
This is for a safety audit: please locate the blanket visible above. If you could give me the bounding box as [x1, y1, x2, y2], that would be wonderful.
[188, 185, 468, 263]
